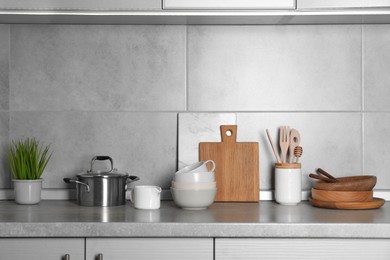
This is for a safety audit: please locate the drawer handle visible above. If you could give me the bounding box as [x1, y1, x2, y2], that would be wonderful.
[64, 254, 70, 260]
[97, 254, 104, 260]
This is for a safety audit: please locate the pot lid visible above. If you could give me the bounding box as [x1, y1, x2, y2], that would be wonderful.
[77, 156, 129, 178]
[77, 170, 128, 178]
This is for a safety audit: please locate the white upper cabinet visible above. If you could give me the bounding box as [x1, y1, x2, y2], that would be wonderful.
[298, 0, 390, 9]
[0, 0, 162, 10]
[163, 0, 296, 10]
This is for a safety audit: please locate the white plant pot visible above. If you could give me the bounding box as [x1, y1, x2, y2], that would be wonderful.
[12, 179, 43, 205]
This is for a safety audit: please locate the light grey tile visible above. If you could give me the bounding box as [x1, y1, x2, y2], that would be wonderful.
[0, 112, 10, 188]
[178, 113, 237, 170]
[364, 113, 390, 189]
[0, 25, 9, 111]
[9, 112, 177, 189]
[364, 25, 390, 111]
[188, 25, 362, 111]
[10, 25, 186, 111]
[237, 112, 362, 190]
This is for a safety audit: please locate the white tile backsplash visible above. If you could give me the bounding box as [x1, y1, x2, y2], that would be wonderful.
[188, 25, 362, 111]
[237, 113, 362, 190]
[10, 25, 186, 111]
[364, 25, 390, 111]
[0, 24, 390, 195]
[9, 111, 177, 189]
[364, 113, 390, 189]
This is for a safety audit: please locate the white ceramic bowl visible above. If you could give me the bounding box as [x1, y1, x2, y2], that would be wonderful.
[176, 160, 215, 174]
[171, 181, 216, 190]
[171, 187, 217, 210]
[174, 171, 215, 183]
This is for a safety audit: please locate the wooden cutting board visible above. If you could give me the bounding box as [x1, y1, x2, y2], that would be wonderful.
[199, 125, 259, 202]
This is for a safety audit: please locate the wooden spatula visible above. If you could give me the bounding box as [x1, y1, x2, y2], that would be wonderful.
[289, 129, 300, 163]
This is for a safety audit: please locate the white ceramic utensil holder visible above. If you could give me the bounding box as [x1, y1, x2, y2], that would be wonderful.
[275, 163, 301, 205]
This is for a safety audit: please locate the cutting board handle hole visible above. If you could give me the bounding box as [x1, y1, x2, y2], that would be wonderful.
[225, 130, 233, 137]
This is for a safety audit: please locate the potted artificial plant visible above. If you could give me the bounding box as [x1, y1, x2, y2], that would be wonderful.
[7, 138, 52, 204]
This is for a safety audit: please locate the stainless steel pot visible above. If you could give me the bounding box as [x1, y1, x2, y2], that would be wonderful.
[64, 156, 139, 207]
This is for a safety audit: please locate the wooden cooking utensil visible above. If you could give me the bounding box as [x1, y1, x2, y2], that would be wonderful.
[294, 146, 303, 163]
[279, 126, 290, 163]
[266, 129, 281, 163]
[317, 168, 337, 181]
[199, 125, 259, 202]
[288, 129, 300, 163]
[309, 173, 338, 183]
[313, 175, 377, 191]
[311, 188, 373, 202]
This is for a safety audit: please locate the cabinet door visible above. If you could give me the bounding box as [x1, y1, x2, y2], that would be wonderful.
[0, 238, 84, 260]
[86, 238, 213, 260]
[215, 238, 390, 260]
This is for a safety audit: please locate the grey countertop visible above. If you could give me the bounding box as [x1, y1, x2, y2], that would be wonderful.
[0, 200, 389, 238]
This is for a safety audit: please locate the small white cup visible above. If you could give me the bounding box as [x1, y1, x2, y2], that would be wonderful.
[176, 160, 216, 174]
[130, 185, 162, 210]
[275, 163, 301, 205]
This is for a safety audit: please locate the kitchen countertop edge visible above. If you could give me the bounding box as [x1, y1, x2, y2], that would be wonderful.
[0, 200, 389, 238]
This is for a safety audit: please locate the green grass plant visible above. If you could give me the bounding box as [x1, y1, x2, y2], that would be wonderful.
[7, 138, 52, 180]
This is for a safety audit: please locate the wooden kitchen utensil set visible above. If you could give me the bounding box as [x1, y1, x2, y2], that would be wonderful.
[309, 168, 385, 209]
[266, 126, 303, 205]
[266, 126, 302, 164]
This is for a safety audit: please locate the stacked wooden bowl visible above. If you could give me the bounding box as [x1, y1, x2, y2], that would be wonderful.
[309, 169, 384, 209]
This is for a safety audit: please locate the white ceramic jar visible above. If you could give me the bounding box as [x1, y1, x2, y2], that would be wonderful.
[275, 163, 301, 205]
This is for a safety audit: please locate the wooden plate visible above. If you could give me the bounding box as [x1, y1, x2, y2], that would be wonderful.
[311, 188, 373, 202]
[309, 197, 385, 210]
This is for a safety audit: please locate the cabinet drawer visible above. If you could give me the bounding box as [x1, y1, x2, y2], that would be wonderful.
[86, 238, 213, 260]
[216, 238, 390, 260]
[0, 238, 84, 260]
[163, 0, 296, 10]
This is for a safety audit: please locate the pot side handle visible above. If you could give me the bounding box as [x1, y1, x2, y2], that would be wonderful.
[63, 178, 90, 192]
[127, 176, 140, 183]
[125, 176, 140, 191]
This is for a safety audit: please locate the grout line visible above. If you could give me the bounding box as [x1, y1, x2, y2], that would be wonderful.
[361, 24, 365, 174]
[185, 25, 189, 111]
[8, 25, 10, 113]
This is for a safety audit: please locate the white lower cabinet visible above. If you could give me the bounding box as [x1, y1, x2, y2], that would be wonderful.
[215, 238, 390, 260]
[86, 238, 213, 260]
[0, 238, 84, 260]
